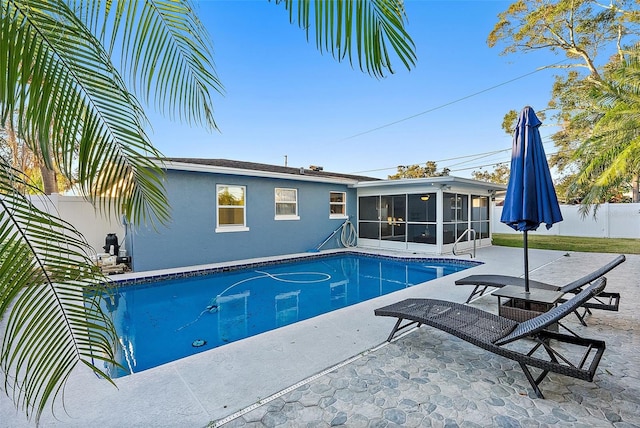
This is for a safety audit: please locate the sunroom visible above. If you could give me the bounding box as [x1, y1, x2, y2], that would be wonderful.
[353, 176, 506, 256]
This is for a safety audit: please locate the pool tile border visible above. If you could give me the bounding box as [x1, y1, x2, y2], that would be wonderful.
[107, 251, 482, 289]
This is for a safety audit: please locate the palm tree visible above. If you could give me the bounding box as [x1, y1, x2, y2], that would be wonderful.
[0, 0, 415, 423]
[571, 48, 640, 212]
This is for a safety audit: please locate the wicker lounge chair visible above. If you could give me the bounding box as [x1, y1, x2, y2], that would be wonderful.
[455, 254, 624, 325]
[374, 278, 607, 399]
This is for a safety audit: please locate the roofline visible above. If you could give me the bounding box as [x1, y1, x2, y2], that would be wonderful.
[353, 176, 507, 191]
[156, 159, 364, 185]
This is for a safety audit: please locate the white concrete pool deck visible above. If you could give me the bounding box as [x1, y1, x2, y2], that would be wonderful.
[0, 246, 632, 427]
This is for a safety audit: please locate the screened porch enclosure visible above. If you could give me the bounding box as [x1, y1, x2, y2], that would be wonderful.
[357, 190, 491, 253]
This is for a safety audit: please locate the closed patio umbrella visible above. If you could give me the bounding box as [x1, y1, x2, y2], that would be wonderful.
[501, 106, 563, 292]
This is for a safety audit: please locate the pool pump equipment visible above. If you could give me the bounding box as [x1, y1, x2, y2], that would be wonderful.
[103, 233, 120, 255]
[95, 233, 131, 274]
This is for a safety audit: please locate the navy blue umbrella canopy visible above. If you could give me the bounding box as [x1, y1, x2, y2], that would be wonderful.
[501, 106, 563, 291]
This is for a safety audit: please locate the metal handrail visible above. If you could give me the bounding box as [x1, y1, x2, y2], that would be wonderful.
[452, 228, 477, 258]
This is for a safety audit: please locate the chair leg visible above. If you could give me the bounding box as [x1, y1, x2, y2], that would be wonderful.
[518, 362, 546, 399]
[573, 309, 588, 326]
[557, 321, 580, 337]
[386, 318, 421, 342]
[465, 285, 488, 303]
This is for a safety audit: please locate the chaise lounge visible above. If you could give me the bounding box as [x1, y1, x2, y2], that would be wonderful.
[374, 278, 607, 399]
[455, 254, 624, 325]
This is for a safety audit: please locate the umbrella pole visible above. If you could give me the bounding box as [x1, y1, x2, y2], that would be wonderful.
[523, 230, 530, 294]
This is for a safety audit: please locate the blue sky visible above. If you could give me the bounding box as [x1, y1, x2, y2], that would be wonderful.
[147, 0, 562, 179]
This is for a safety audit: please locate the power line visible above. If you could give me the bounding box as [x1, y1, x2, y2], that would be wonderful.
[448, 150, 563, 173]
[352, 148, 512, 174]
[351, 139, 567, 176]
[440, 137, 559, 170]
[341, 59, 567, 141]
[445, 149, 511, 169]
[344, 58, 570, 176]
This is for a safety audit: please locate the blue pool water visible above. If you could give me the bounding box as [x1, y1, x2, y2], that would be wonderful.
[104, 253, 478, 376]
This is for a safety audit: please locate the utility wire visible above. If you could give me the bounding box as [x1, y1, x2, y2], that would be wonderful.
[352, 148, 511, 174]
[352, 138, 564, 176]
[445, 149, 511, 169]
[351, 136, 555, 174]
[448, 150, 562, 173]
[344, 57, 570, 176]
[342, 60, 567, 141]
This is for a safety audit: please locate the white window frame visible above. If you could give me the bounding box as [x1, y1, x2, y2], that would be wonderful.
[275, 188, 300, 220]
[215, 184, 249, 233]
[330, 191, 347, 219]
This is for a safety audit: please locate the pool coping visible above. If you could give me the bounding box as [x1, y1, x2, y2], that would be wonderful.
[106, 248, 482, 288]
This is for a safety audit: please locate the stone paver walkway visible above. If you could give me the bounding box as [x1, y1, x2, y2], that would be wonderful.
[216, 252, 640, 427]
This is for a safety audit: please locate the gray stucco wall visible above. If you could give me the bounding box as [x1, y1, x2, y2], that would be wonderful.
[128, 170, 357, 271]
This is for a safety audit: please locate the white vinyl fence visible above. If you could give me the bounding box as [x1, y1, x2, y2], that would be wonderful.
[493, 203, 640, 239]
[27, 194, 126, 255]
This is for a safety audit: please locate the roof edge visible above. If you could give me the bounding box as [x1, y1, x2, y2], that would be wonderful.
[155, 158, 378, 184]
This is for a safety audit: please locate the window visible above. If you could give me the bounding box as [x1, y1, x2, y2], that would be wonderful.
[407, 193, 437, 244]
[216, 185, 248, 232]
[407, 194, 436, 222]
[443, 192, 469, 244]
[330, 192, 347, 218]
[275, 188, 299, 220]
[358, 194, 409, 243]
[380, 194, 406, 241]
[358, 196, 380, 239]
[471, 195, 490, 239]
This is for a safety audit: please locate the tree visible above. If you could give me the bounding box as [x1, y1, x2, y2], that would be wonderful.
[501, 109, 519, 134]
[1, 120, 70, 194]
[0, 123, 39, 193]
[489, 0, 640, 207]
[569, 49, 640, 211]
[388, 161, 450, 179]
[0, 0, 416, 423]
[471, 164, 510, 184]
[488, 0, 639, 80]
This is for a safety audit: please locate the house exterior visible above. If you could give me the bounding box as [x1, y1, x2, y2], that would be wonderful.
[127, 159, 505, 272]
[126, 159, 371, 271]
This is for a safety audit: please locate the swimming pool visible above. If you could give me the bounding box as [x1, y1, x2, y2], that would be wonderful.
[103, 253, 479, 376]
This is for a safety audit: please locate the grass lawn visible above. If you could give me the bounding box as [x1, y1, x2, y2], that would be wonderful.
[491, 233, 640, 255]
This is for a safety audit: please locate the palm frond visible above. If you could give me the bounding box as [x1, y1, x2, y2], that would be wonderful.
[2, 0, 170, 225]
[570, 46, 640, 208]
[70, 0, 223, 130]
[0, 160, 119, 425]
[275, 0, 416, 78]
